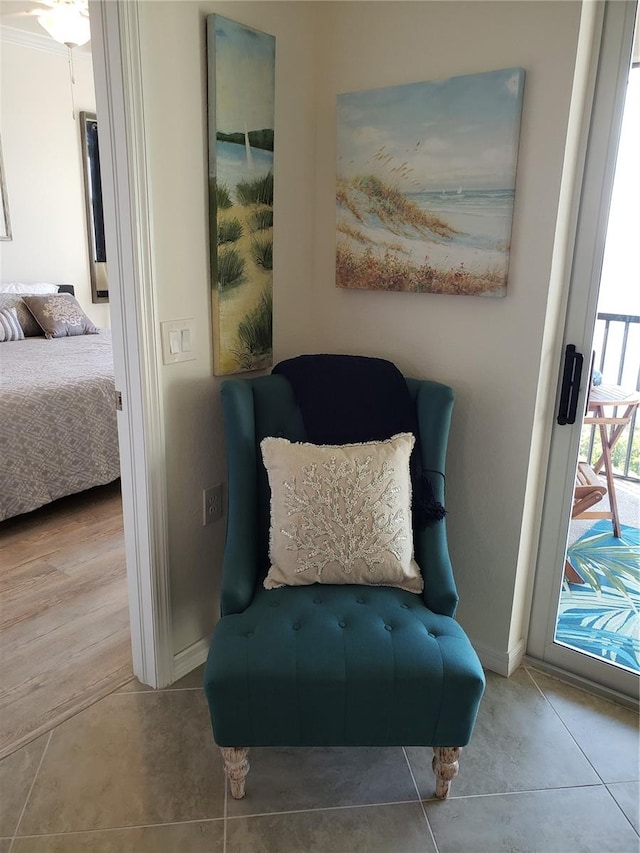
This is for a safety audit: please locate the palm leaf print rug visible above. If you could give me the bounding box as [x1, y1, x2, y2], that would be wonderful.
[558, 520, 640, 673]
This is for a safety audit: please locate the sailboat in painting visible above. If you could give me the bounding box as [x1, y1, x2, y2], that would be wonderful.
[244, 121, 254, 170]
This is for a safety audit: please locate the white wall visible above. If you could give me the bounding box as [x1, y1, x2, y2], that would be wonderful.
[136, 1, 584, 668]
[0, 40, 110, 328]
[310, 1, 583, 664]
[137, 1, 319, 654]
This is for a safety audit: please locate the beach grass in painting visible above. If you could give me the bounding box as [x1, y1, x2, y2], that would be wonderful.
[336, 68, 525, 297]
[208, 15, 275, 375]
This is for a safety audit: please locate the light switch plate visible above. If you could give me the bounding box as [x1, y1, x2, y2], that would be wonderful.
[161, 318, 196, 364]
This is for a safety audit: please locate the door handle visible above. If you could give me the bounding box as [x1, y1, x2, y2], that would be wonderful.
[557, 344, 584, 425]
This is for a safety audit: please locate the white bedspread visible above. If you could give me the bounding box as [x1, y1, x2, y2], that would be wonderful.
[0, 330, 120, 521]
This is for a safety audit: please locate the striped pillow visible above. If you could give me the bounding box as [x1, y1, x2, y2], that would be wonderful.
[0, 307, 25, 342]
[0, 294, 43, 336]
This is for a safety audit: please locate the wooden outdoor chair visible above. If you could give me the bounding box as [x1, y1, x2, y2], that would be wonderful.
[564, 462, 607, 584]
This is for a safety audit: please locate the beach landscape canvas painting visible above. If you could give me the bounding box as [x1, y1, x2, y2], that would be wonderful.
[207, 15, 275, 375]
[336, 68, 525, 296]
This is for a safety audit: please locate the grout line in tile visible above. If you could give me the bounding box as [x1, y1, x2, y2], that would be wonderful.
[9, 730, 53, 852]
[524, 665, 608, 785]
[524, 666, 640, 733]
[421, 782, 605, 804]
[1, 671, 135, 763]
[8, 784, 612, 845]
[8, 816, 226, 841]
[402, 746, 440, 853]
[604, 782, 640, 838]
[524, 663, 638, 713]
[225, 798, 423, 822]
[224, 782, 609, 824]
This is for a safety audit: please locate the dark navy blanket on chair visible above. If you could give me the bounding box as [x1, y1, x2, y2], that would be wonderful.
[272, 354, 446, 527]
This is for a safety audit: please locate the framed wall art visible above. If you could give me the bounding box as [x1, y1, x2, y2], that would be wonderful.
[79, 112, 108, 303]
[207, 14, 275, 375]
[336, 67, 525, 297]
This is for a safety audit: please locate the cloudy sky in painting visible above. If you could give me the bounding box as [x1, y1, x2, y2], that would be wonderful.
[337, 68, 525, 192]
[210, 15, 275, 134]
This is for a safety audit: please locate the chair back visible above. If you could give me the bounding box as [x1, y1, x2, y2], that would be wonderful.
[220, 372, 459, 617]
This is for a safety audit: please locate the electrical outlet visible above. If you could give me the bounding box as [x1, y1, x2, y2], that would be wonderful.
[203, 483, 223, 526]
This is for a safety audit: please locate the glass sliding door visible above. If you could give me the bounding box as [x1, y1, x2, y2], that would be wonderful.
[528, 0, 639, 700]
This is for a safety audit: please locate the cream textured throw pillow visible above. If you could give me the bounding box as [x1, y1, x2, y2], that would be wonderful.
[261, 432, 423, 593]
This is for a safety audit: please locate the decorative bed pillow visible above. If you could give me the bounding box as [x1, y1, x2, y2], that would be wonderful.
[0, 282, 60, 294]
[22, 294, 98, 338]
[0, 295, 42, 337]
[260, 432, 423, 593]
[0, 307, 25, 342]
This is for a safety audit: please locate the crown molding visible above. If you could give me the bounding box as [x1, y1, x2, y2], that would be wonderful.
[0, 24, 91, 59]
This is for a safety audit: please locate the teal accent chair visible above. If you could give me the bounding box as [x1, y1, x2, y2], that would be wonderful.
[204, 372, 485, 799]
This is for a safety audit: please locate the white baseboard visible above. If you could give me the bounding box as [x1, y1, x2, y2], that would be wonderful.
[173, 636, 210, 682]
[472, 637, 526, 677]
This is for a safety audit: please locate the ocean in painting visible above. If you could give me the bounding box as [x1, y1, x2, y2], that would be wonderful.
[409, 189, 515, 250]
[215, 140, 273, 193]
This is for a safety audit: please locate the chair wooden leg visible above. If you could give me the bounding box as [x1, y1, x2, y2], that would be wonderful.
[432, 746, 461, 799]
[598, 422, 622, 538]
[564, 558, 585, 585]
[220, 747, 250, 799]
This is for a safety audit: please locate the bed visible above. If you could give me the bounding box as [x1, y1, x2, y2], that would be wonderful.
[0, 286, 120, 522]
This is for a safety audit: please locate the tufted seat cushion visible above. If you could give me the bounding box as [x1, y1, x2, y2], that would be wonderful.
[205, 584, 485, 749]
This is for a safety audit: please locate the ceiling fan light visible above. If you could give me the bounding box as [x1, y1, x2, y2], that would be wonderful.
[38, 6, 90, 47]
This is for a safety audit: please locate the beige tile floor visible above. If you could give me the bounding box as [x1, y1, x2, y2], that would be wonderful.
[1, 665, 638, 852]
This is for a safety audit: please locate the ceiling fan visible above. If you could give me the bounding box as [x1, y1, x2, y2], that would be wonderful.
[2, 0, 91, 118]
[3, 0, 90, 47]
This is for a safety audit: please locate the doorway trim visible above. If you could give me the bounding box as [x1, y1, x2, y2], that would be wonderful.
[89, 0, 174, 688]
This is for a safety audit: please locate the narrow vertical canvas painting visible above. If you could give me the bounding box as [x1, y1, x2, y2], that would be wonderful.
[336, 68, 525, 296]
[207, 15, 275, 375]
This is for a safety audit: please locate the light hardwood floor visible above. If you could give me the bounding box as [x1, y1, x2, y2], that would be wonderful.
[0, 481, 132, 760]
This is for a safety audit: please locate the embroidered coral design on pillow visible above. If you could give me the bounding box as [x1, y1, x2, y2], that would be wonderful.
[261, 433, 423, 593]
[41, 296, 84, 326]
[281, 453, 408, 579]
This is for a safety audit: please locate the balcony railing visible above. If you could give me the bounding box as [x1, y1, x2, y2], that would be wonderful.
[583, 312, 640, 481]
